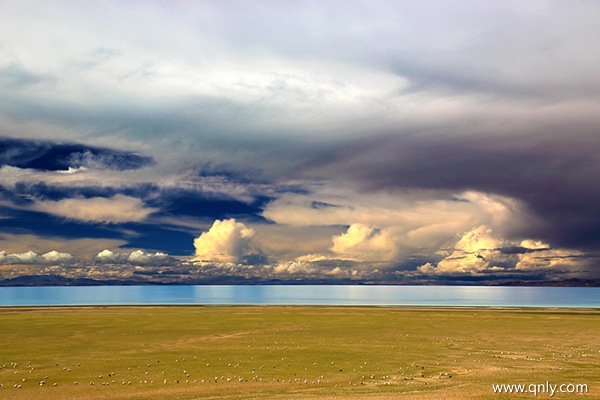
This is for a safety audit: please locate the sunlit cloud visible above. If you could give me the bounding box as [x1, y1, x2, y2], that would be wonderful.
[516, 240, 585, 272]
[416, 226, 588, 277]
[417, 225, 508, 275]
[33, 194, 157, 223]
[331, 223, 397, 262]
[193, 219, 258, 263]
[262, 187, 529, 263]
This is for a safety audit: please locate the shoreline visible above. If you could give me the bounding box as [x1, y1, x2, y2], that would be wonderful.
[1, 304, 599, 311]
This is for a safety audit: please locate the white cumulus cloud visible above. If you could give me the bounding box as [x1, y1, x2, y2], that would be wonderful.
[95, 249, 119, 263]
[0, 249, 74, 264]
[95, 249, 173, 265]
[2, 250, 42, 264]
[193, 219, 256, 263]
[127, 249, 169, 265]
[41, 250, 73, 263]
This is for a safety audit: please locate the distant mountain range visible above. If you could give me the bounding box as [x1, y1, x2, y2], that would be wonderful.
[1, 274, 598, 287]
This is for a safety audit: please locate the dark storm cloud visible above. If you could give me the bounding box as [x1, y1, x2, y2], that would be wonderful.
[0, 137, 154, 171]
[313, 130, 600, 251]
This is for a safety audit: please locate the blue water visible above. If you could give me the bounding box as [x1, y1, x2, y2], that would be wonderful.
[0, 285, 598, 307]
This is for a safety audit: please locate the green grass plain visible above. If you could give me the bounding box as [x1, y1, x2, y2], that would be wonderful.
[0, 306, 598, 399]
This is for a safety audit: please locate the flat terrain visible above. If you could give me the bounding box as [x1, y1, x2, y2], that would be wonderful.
[0, 306, 598, 399]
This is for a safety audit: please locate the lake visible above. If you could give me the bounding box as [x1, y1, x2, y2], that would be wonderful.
[0, 285, 599, 307]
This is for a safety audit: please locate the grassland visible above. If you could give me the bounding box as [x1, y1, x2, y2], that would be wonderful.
[0, 306, 598, 399]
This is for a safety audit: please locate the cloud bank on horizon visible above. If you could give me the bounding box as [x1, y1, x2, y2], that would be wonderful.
[1, 1, 599, 283]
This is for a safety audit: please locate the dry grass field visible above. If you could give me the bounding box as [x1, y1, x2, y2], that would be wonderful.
[0, 306, 598, 399]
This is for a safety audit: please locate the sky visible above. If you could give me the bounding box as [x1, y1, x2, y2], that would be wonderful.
[1, 0, 599, 284]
